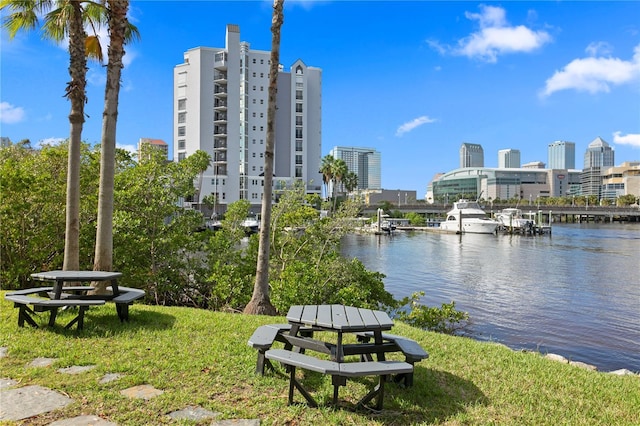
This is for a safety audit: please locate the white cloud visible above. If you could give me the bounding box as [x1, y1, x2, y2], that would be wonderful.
[429, 5, 552, 63]
[117, 142, 138, 155]
[541, 44, 640, 97]
[0, 102, 26, 124]
[586, 41, 613, 57]
[395, 116, 437, 137]
[613, 131, 640, 148]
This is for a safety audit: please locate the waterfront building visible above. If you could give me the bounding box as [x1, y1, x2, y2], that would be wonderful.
[428, 166, 581, 202]
[173, 24, 322, 216]
[138, 138, 168, 161]
[601, 161, 640, 200]
[548, 141, 576, 170]
[498, 149, 521, 168]
[460, 143, 484, 168]
[581, 137, 614, 198]
[328, 146, 381, 192]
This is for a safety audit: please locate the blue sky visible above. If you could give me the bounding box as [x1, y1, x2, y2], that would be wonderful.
[2, 1, 639, 194]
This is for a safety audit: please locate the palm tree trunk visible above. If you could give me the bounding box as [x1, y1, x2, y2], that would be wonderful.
[62, 1, 86, 272]
[244, 0, 284, 315]
[93, 0, 128, 292]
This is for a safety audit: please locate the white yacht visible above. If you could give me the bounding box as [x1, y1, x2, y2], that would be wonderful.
[439, 199, 499, 234]
[496, 208, 534, 231]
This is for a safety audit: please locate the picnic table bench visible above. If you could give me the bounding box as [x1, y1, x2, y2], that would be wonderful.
[5, 289, 105, 330]
[265, 348, 413, 410]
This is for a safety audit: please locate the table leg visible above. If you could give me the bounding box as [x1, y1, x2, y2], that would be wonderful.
[54, 280, 63, 299]
[336, 332, 344, 362]
[111, 278, 120, 296]
[374, 331, 386, 361]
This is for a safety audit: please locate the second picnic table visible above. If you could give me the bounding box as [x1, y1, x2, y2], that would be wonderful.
[284, 304, 394, 362]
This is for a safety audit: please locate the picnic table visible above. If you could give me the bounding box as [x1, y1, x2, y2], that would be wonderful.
[4, 270, 145, 330]
[248, 304, 428, 410]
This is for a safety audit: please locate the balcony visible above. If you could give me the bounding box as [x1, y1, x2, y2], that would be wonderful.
[214, 71, 227, 83]
[214, 112, 227, 122]
[214, 125, 227, 136]
[214, 52, 227, 70]
[214, 139, 227, 149]
[214, 99, 227, 110]
[214, 84, 227, 97]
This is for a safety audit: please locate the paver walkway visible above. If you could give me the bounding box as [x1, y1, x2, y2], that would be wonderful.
[0, 346, 260, 425]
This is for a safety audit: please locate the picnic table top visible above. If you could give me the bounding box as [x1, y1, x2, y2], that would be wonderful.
[286, 304, 394, 333]
[31, 270, 122, 282]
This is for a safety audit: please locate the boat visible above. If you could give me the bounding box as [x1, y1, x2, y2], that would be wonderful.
[496, 208, 535, 232]
[439, 199, 499, 234]
[380, 220, 396, 233]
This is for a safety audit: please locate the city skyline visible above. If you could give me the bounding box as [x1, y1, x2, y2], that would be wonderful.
[2, 1, 639, 193]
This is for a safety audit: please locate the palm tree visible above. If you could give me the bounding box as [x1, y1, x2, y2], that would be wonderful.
[320, 154, 335, 201]
[331, 158, 348, 213]
[1, 0, 105, 272]
[343, 171, 358, 197]
[93, 0, 136, 286]
[244, 0, 284, 316]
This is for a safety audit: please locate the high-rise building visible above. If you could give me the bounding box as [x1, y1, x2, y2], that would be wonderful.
[173, 24, 322, 216]
[328, 146, 381, 191]
[138, 138, 168, 161]
[498, 149, 521, 168]
[460, 143, 484, 168]
[581, 136, 615, 197]
[547, 141, 576, 170]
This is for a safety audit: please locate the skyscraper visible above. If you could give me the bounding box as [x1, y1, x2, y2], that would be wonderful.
[460, 143, 484, 168]
[581, 137, 615, 197]
[498, 149, 521, 168]
[547, 141, 576, 170]
[173, 24, 322, 215]
[328, 146, 381, 191]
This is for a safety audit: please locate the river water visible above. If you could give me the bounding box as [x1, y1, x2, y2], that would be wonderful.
[341, 223, 640, 372]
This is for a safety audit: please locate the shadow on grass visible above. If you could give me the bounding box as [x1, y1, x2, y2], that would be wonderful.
[35, 305, 176, 338]
[262, 364, 487, 423]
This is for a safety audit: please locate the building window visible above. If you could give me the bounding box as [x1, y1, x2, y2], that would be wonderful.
[295, 127, 303, 138]
[260, 59, 264, 64]
[260, 73, 264, 78]
[260, 139, 264, 144]
[295, 140, 303, 151]
[296, 116, 303, 125]
[252, 72, 256, 77]
[260, 113, 264, 118]
[295, 166, 303, 178]
[178, 152, 186, 161]
[260, 153, 264, 158]
[260, 126, 264, 131]
[178, 99, 186, 110]
[252, 139, 256, 144]
[178, 139, 185, 149]
[253, 85, 256, 91]
[296, 90, 303, 100]
[252, 153, 256, 158]
[178, 126, 186, 137]
[178, 112, 186, 123]
[295, 155, 303, 165]
[252, 58, 256, 64]
[260, 86, 264, 91]
[252, 112, 256, 117]
[296, 103, 303, 113]
[252, 99, 256, 104]
[252, 126, 256, 131]
[260, 99, 264, 105]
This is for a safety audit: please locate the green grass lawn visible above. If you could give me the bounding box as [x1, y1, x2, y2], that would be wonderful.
[1, 295, 638, 425]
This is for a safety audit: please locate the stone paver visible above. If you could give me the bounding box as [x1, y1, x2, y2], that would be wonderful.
[29, 357, 57, 368]
[0, 346, 7, 358]
[48, 415, 118, 426]
[0, 385, 73, 421]
[99, 373, 124, 384]
[58, 365, 97, 375]
[120, 384, 164, 400]
[168, 405, 220, 421]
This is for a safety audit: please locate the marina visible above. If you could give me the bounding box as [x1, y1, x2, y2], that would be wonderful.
[342, 223, 640, 373]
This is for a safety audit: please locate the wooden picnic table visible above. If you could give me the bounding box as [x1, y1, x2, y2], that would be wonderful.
[257, 304, 419, 410]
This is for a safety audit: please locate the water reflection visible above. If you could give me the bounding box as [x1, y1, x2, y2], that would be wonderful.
[342, 223, 640, 372]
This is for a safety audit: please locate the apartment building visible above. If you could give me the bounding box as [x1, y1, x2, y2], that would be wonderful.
[173, 24, 322, 216]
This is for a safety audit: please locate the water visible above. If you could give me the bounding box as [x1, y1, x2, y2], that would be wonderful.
[341, 223, 640, 372]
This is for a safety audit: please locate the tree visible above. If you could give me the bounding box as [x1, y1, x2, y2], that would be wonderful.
[244, 0, 284, 315]
[343, 171, 358, 196]
[93, 0, 137, 290]
[1, 0, 105, 273]
[320, 154, 335, 201]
